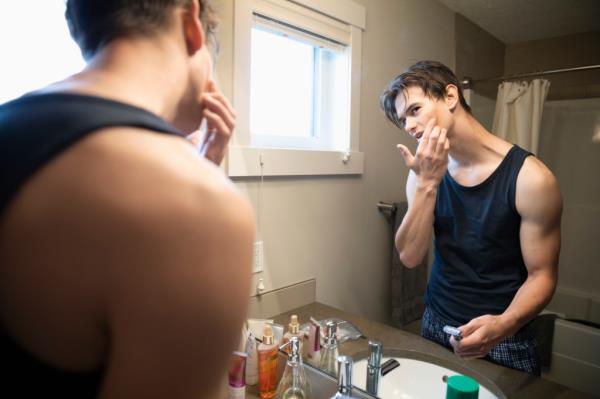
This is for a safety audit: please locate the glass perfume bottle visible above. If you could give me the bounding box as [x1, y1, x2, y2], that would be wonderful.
[276, 336, 311, 399]
[258, 324, 278, 399]
[319, 321, 339, 376]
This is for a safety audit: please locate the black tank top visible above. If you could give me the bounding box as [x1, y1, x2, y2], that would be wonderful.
[425, 145, 532, 326]
[0, 92, 184, 396]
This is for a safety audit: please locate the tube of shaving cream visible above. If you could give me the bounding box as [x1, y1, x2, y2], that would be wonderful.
[306, 317, 321, 366]
[228, 351, 247, 399]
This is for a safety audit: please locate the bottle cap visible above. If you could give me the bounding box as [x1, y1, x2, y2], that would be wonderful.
[262, 324, 274, 345]
[446, 375, 479, 399]
[289, 314, 299, 334]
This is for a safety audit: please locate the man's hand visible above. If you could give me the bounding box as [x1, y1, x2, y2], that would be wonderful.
[187, 81, 236, 166]
[396, 118, 449, 189]
[450, 314, 513, 359]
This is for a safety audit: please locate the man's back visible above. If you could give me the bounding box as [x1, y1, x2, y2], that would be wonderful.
[0, 93, 254, 397]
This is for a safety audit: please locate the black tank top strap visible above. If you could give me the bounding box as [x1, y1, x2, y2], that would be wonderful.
[0, 92, 184, 215]
[505, 145, 533, 213]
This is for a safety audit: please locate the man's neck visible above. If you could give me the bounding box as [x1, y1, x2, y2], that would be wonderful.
[447, 112, 501, 166]
[47, 37, 190, 124]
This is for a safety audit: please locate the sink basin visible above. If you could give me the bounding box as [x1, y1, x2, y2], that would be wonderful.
[351, 349, 506, 399]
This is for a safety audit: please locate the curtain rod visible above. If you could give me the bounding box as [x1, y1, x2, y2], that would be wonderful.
[462, 64, 600, 87]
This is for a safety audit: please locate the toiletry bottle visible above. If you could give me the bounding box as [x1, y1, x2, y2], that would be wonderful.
[245, 331, 259, 386]
[276, 336, 311, 399]
[257, 324, 278, 399]
[319, 321, 339, 376]
[306, 317, 321, 367]
[228, 351, 247, 399]
[282, 315, 304, 355]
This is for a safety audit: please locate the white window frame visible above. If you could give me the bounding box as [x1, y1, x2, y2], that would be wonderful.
[229, 0, 366, 177]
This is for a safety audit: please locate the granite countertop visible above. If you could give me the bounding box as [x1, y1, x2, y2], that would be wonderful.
[246, 302, 596, 399]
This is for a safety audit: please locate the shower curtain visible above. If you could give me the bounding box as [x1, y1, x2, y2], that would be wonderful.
[492, 79, 551, 154]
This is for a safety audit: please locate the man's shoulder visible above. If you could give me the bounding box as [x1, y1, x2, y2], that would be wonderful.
[516, 155, 562, 217]
[518, 155, 558, 191]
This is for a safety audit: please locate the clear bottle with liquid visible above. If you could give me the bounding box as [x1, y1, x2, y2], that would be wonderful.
[319, 321, 339, 376]
[276, 336, 311, 399]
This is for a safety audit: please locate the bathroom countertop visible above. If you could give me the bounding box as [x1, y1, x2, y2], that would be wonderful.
[245, 302, 596, 399]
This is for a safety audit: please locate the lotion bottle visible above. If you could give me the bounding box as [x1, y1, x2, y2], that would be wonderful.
[257, 324, 278, 398]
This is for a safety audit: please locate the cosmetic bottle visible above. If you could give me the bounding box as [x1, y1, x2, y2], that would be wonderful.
[319, 321, 339, 376]
[282, 315, 304, 355]
[245, 331, 259, 386]
[306, 317, 321, 367]
[276, 336, 311, 399]
[228, 351, 247, 399]
[258, 324, 278, 399]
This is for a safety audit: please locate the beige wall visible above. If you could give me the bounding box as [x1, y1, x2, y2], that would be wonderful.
[212, 0, 455, 323]
[454, 14, 505, 100]
[505, 31, 600, 100]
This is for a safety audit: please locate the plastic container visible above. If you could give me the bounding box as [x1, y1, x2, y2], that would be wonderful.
[446, 375, 479, 399]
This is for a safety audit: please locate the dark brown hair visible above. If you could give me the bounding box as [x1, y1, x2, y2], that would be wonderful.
[380, 60, 471, 130]
[65, 0, 218, 60]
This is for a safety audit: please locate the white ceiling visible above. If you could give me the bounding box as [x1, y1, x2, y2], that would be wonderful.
[437, 0, 600, 43]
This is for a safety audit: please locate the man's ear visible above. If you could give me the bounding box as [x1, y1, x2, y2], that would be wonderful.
[445, 84, 460, 111]
[183, 0, 204, 55]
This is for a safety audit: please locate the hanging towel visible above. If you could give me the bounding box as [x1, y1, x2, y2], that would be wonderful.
[390, 202, 428, 327]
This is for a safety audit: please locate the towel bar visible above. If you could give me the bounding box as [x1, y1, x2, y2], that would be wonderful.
[377, 201, 396, 212]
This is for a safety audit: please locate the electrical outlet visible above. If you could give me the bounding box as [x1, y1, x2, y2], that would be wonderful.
[253, 241, 264, 273]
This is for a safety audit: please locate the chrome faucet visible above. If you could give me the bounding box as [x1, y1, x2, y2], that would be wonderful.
[329, 355, 354, 398]
[366, 340, 382, 396]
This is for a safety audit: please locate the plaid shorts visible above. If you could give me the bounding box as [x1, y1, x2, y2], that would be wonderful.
[421, 307, 541, 376]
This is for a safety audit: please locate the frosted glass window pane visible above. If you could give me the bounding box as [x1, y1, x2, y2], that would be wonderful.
[250, 27, 314, 138]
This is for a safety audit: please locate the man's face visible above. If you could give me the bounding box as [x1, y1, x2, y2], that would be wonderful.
[394, 86, 451, 143]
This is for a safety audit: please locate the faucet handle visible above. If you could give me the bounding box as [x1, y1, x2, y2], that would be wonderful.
[336, 355, 353, 395]
[367, 340, 383, 368]
[325, 321, 338, 345]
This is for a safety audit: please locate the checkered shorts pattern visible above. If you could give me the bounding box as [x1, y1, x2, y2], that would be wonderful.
[421, 307, 541, 376]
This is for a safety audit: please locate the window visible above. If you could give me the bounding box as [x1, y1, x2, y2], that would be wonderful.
[0, 1, 84, 104]
[250, 15, 350, 151]
[230, 0, 366, 176]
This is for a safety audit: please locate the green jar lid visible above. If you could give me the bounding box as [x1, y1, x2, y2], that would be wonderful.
[446, 375, 480, 399]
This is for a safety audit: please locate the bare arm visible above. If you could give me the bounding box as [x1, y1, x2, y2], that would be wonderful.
[452, 157, 561, 358]
[394, 171, 437, 267]
[395, 119, 449, 267]
[501, 157, 561, 334]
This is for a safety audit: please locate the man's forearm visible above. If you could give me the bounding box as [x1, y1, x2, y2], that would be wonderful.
[395, 184, 437, 267]
[501, 271, 557, 336]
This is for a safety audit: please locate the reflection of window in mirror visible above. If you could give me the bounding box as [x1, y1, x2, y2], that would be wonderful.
[230, 0, 366, 176]
[0, 2, 84, 104]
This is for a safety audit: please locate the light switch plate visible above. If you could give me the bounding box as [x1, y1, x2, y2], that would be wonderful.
[253, 241, 264, 273]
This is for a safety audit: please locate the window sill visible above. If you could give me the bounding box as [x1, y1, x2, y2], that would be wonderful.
[227, 146, 364, 177]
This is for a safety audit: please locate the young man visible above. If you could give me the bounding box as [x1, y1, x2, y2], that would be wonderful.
[0, 1, 254, 397]
[380, 61, 562, 375]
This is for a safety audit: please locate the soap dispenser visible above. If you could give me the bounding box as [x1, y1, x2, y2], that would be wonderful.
[319, 321, 339, 376]
[276, 336, 311, 399]
[282, 315, 304, 355]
